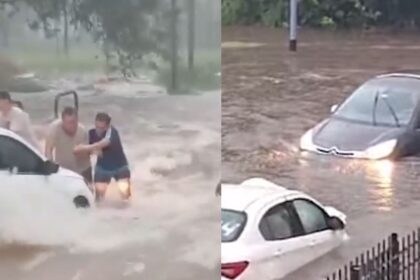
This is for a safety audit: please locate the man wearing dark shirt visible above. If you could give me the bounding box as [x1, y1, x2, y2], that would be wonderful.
[74, 113, 131, 201]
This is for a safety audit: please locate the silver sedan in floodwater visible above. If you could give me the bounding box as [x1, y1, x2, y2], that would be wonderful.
[300, 71, 420, 160]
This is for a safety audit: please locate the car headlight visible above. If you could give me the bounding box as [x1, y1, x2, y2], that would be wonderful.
[300, 129, 315, 151]
[365, 139, 397, 160]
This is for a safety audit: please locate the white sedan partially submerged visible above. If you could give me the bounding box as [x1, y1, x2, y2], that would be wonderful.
[0, 128, 94, 208]
[221, 178, 347, 280]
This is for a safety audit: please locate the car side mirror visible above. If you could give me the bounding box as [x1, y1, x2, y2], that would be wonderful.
[330, 104, 338, 113]
[327, 216, 345, 231]
[40, 160, 59, 175]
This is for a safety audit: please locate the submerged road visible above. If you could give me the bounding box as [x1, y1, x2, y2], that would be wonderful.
[222, 26, 420, 279]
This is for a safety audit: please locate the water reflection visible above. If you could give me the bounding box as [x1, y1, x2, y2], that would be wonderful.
[366, 160, 394, 186]
[279, 151, 397, 213]
[365, 160, 394, 211]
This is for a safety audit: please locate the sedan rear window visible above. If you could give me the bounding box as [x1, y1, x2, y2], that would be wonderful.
[222, 209, 247, 242]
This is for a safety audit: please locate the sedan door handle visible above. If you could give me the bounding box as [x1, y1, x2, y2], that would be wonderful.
[310, 240, 317, 246]
[274, 249, 283, 257]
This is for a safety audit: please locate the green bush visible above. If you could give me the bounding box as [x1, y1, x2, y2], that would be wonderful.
[222, 0, 420, 29]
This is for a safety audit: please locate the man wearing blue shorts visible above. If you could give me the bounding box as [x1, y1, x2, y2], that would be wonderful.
[75, 112, 131, 201]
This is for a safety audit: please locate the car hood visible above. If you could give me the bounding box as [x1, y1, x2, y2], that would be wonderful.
[56, 167, 84, 180]
[313, 117, 404, 151]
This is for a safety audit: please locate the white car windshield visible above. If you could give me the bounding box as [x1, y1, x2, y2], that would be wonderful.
[222, 209, 246, 242]
[334, 77, 420, 127]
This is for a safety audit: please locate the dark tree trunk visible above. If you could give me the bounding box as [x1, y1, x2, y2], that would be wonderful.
[187, 0, 195, 71]
[170, 0, 178, 92]
[63, 0, 69, 56]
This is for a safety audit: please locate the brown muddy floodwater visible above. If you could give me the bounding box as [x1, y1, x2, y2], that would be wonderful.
[0, 83, 220, 280]
[222, 26, 420, 279]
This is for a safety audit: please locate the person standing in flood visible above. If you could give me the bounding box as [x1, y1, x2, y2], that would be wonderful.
[0, 91, 40, 150]
[45, 107, 92, 184]
[74, 112, 131, 202]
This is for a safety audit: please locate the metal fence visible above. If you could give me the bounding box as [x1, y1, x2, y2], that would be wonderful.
[327, 228, 420, 280]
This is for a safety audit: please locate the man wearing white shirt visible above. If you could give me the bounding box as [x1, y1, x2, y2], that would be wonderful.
[0, 91, 40, 151]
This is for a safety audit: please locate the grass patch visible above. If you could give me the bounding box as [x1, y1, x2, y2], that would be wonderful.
[5, 47, 104, 75]
[4, 46, 221, 93]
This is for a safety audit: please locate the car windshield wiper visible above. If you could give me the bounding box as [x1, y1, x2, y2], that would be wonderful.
[372, 91, 379, 126]
[380, 95, 400, 127]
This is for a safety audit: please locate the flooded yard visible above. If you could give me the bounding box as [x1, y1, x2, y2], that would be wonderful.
[0, 82, 220, 280]
[222, 26, 420, 279]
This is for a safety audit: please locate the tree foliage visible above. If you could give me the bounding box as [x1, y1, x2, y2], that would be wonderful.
[72, 0, 170, 77]
[1, 0, 172, 77]
[222, 0, 420, 28]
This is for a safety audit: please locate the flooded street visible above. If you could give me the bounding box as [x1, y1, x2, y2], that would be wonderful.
[222, 26, 420, 278]
[0, 83, 220, 280]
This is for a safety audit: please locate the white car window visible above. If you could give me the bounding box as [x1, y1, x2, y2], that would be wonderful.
[259, 204, 294, 241]
[0, 135, 42, 173]
[293, 199, 329, 234]
[222, 209, 246, 242]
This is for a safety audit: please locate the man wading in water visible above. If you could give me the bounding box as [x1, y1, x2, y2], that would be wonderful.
[75, 113, 131, 202]
[45, 107, 92, 184]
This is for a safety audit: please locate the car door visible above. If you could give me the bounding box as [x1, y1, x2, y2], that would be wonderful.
[407, 112, 420, 156]
[255, 201, 308, 280]
[0, 135, 51, 196]
[290, 198, 341, 261]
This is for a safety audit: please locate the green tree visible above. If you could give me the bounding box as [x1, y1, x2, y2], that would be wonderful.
[1, 0, 172, 77]
[72, 0, 170, 78]
[221, 0, 420, 28]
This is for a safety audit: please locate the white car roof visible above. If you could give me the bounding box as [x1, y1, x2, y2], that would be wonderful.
[221, 178, 296, 212]
[375, 72, 420, 80]
[0, 127, 45, 159]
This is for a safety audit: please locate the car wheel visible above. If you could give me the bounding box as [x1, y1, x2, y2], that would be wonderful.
[73, 195, 90, 208]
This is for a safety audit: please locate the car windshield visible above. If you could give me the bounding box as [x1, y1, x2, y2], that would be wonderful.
[334, 77, 420, 127]
[222, 209, 247, 242]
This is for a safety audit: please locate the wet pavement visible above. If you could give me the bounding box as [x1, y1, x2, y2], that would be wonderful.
[222, 26, 420, 279]
[0, 85, 220, 280]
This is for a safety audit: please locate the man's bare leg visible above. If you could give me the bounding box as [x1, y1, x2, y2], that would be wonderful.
[95, 182, 109, 202]
[117, 178, 131, 200]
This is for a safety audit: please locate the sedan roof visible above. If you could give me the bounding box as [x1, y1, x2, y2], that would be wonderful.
[377, 70, 420, 79]
[221, 178, 295, 212]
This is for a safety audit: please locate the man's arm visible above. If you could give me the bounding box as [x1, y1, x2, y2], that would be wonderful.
[45, 123, 56, 160]
[88, 128, 112, 150]
[75, 128, 112, 153]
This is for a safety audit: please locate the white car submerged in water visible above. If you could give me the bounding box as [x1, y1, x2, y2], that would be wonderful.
[0, 128, 94, 208]
[221, 178, 347, 280]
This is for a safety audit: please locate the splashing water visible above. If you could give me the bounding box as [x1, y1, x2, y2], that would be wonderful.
[0, 79, 220, 279]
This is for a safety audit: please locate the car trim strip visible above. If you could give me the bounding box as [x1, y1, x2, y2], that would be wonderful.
[376, 73, 420, 80]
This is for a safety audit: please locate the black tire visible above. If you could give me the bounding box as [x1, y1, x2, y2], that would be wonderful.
[73, 195, 90, 208]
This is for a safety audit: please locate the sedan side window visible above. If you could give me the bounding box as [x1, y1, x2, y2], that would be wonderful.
[0, 135, 42, 174]
[259, 203, 295, 241]
[292, 199, 329, 234]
